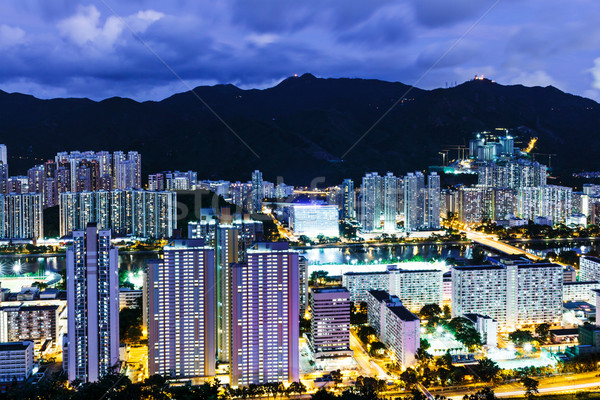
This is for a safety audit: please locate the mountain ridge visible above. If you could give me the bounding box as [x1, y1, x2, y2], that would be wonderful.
[1, 75, 599, 185]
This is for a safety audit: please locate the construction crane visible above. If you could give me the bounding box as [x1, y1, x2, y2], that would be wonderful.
[531, 153, 557, 168]
[443, 145, 469, 161]
[438, 150, 449, 166]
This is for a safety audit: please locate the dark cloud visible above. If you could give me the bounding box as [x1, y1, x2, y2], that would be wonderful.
[0, 0, 598, 101]
[412, 0, 497, 28]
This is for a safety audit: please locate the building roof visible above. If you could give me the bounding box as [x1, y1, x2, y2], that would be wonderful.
[312, 287, 349, 294]
[0, 341, 32, 351]
[517, 263, 561, 269]
[463, 313, 495, 322]
[0, 305, 59, 312]
[453, 265, 504, 271]
[344, 271, 388, 276]
[565, 281, 600, 286]
[368, 290, 391, 302]
[388, 305, 420, 322]
[392, 269, 442, 274]
[579, 324, 600, 333]
[563, 301, 595, 311]
[550, 328, 579, 336]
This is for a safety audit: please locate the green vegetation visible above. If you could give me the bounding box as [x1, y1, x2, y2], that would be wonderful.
[535, 323, 551, 344]
[300, 314, 311, 334]
[545, 250, 580, 267]
[473, 358, 501, 383]
[0, 244, 64, 255]
[419, 303, 443, 329]
[309, 270, 339, 286]
[351, 302, 368, 325]
[521, 376, 540, 400]
[508, 330, 535, 347]
[445, 317, 482, 351]
[120, 306, 143, 344]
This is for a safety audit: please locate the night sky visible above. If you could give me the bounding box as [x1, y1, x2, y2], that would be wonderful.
[1, 0, 599, 101]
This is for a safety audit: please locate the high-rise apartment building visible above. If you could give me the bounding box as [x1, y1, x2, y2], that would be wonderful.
[230, 242, 299, 386]
[517, 185, 572, 224]
[383, 173, 398, 232]
[342, 267, 443, 308]
[563, 281, 600, 303]
[148, 239, 216, 380]
[477, 159, 547, 189]
[404, 172, 439, 231]
[216, 225, 239, 363]
[250, 170, 263, 213]
[309, 287, 352, 359]
[60, 190, 176, 238]
[342, 179, 355, 220]
[0, 305, 60, 348]
[342, 271, 389, 303]
[66, 224, 119, 383]
[0, 144, 7, 165]
[360, 172, 383, 232]
[0, 193, 43, 239]
[427, 173, 441, 229]
[299, 256, 309, 312]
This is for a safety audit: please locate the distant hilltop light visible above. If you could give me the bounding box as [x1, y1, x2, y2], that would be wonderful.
[473, 75, 495, 82]
[293, 73, 298, 77]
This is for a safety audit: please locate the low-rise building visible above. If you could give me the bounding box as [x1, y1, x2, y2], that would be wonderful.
[563, 281, 600, 303]
[463, 313, 498, 348]
[0, 341, 34, 383]
[119, 288, 143, 310]
[289, 204, 339, 238]
[550, 328, 579, 344]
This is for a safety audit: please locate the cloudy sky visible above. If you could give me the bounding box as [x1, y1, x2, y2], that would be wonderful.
[1, 0, 599, 101]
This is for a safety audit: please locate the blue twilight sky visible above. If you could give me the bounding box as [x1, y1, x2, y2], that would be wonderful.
[1, 0, 600, 101]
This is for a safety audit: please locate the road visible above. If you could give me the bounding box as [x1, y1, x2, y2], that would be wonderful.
[124, 345, 148, 383]
[349, 331, 390, 380]
[464, 230, 543, 260]
[421, 371, 600, 400]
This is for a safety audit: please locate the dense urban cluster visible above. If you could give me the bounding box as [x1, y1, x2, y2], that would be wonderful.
[2, 131, 600, 400]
